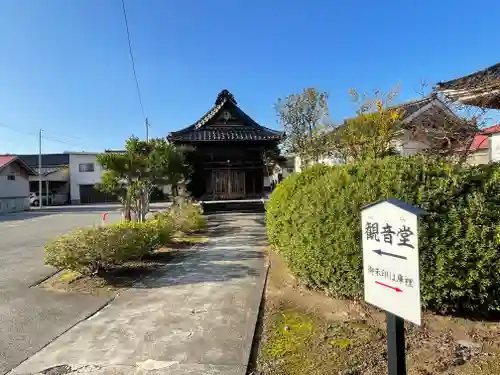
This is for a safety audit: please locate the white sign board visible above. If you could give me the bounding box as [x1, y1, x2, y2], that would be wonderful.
[361, 199, 424, 325]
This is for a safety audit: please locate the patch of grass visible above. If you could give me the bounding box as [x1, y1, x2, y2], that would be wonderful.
[329, 338, 353, 350]
[259, 306, 385, 375]
[56, 269, 81, 283]
[263, 310, 315, 359]
[171, 235, 209, 245]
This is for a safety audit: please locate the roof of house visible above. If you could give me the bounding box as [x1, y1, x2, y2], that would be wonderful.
[469, 124, 500, 151]
[0, 155, 37, 175]
[17, 153, 69, 167]
[393, 95, 435, 120]
[436, 62, 500, 109]
[341, 94, 456, 128]
[167, 89, 282, 143]
[437, 63, 500, 90]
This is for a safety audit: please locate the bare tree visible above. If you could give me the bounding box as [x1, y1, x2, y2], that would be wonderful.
[409, 82, 485, 163]
[275, 88, 331, 165]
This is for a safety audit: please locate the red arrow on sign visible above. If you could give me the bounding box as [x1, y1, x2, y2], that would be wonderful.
[375, 281, 403, 292]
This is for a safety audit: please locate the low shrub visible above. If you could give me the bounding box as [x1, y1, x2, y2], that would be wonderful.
[266, 156, 500, 315]
[44, 216, 175, 275]
[167, 202, 207, 234]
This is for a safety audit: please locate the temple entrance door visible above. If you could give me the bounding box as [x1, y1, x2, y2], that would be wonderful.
[213, 170, 246, 199]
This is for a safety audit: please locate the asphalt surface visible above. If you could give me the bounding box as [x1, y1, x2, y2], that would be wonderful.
[0, 204, 170, 375]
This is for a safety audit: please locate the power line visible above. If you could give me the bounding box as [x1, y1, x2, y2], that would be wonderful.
[0, 122, 38, 137]
[0, 122, 82, 147]
[121, 0, 146, 121]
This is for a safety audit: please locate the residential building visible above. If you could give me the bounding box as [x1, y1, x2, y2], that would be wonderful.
[17, 151, 117, 205]
[486, 126, 500, 163]
[264, 154, 295, 189]
[17, 153, 70, 204]
[0, 155, 36, 213]
[295, 94, 463, 172]
[436, 62, 500, 165]
[465, 124, 500, 165]
[69, 152, 118, 204]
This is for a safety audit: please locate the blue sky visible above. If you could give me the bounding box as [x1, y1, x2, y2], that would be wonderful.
[1, 0, 499, 154]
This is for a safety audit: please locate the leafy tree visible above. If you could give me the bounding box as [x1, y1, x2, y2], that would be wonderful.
[325, 88, 403, 162]
[275, 88, 330, 165]
[97, 136, 188, 222]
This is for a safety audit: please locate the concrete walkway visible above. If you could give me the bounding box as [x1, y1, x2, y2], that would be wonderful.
[9, 212, 268, 375]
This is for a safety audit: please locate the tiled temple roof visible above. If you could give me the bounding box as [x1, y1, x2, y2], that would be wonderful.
[436, 62, 500, 109]
[168, 89, 282, 143]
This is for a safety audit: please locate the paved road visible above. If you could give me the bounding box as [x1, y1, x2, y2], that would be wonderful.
[9, 212, 268, 375]
[0, 204, 167, 375]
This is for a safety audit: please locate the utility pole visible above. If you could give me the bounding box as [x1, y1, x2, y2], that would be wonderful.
[146, 117, 149, 141]
[38, 129, 43, 208]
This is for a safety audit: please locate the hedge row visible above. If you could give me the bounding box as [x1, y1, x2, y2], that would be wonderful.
[44, 203, 206, 275]
[266, 156, 500, 315]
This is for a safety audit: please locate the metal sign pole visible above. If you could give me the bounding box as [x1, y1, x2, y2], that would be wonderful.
[387, 312, 406, 375]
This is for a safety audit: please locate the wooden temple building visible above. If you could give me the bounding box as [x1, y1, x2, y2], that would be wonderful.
[436, 62, 500, 109]
[167, 89, 282, 201]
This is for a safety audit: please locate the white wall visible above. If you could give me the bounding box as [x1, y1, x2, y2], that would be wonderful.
[294, 154, 344, 172]
[69, 153, 104, 203]
[392, 130, 429, 156]
[489, 134, 500, 162]
[0, 162, 29, 198]
[467, 149, 489, 165]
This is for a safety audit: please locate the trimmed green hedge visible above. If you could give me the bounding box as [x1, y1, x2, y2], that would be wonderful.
[266, 156, 500, 315]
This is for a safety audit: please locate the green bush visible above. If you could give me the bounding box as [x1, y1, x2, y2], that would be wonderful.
[44, 216, 175, 275]
[167, 202, 207, 234]
[267, 156, 500, 315]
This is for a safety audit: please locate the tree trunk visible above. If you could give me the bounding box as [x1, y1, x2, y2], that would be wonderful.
[124, 205, 132, 221]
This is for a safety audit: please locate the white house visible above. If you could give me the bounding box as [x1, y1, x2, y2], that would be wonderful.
[68, 152, 111, 204]
[295, 94, 461, 172]
[0, 155, 36, 213]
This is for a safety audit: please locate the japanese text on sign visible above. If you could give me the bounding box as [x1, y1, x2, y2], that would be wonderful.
[366, 265, 414, 288]
[365, 221, 414, 248]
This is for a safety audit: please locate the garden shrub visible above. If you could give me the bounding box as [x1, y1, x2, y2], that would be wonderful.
[167, 202, 207, 234]
[44, 215, 175, 275]
[266, 156, 500, 315]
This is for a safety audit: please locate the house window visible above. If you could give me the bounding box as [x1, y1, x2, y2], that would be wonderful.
[78, 163, 95, 172]
[7, 175, 15, 181]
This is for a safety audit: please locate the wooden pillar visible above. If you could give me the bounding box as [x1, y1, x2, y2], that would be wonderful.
[212, 170, 215, 200]
[252, 170, 256, 198]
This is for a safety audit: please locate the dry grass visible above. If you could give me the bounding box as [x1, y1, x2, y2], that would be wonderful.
[251, 250, 500, 375]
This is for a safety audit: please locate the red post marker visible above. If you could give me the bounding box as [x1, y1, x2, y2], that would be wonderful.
[101, 212, 108, 226]
[375, 281, 403, 292]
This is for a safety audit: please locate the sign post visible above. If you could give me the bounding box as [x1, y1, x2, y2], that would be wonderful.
[361, 198, 426, 375]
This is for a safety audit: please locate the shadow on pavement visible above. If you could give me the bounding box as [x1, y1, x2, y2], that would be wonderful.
[0, 210, 56, 223]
